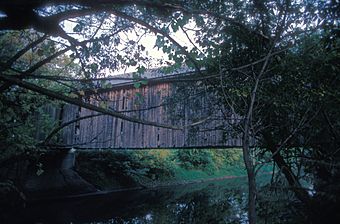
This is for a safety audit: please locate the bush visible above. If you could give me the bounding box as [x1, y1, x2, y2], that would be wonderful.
[133, 149, 176, 180]
[75, 148, 244, 189]
[76, 150, 177, 189]
[177, 149, 215, 171]
[212, 148, 243, 169]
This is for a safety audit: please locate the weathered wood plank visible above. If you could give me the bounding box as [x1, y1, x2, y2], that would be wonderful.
[60, 80, 242, 149]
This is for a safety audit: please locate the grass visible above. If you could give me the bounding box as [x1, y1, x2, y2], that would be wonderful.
[173, 164, 246, 181]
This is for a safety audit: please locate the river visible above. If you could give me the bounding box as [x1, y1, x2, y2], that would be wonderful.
[13, 177, 253, 224]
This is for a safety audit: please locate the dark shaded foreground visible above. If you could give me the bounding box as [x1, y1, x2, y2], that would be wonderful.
[9, 178, 251, 224]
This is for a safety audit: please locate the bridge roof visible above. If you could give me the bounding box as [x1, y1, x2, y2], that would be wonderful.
[115, 66, 195, 79]
[91, 67, 207, 94]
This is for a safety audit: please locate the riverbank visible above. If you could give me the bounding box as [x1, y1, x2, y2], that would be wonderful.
[75, 148, 249, 191]
[1, 148, 272, 203]
[1, 148, 248, 205]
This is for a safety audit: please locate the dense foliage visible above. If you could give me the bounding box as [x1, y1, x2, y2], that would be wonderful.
[76, 148, 244, 189]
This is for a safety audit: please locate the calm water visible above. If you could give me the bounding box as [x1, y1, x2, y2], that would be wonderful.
[15, 177, 251, 224]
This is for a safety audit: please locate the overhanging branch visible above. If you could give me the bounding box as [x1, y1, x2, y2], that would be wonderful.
[43, 113, 104, 144]
[0, 73, 183, 130]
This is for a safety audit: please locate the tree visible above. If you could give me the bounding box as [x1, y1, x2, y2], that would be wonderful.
[200, 0, 338, 222]
[0, 30, 79, 153]
[209, 1, 339, 222]
[258, 32, 340, 222]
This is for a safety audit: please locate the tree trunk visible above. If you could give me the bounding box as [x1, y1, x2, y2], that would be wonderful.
[242, 138, 257, 224]
[242, 77, 261, 224]
[262, 132, 312, 205]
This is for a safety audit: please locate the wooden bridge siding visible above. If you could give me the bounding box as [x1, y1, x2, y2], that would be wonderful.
[61, 82, 241, 148]
[62, 104, 79, 145]
[72, 83, 166, 148]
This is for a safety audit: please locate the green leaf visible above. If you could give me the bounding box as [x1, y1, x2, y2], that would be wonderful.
[130, 60, 137, 66]
[99, 101, 108, 109]
[114, 38, 120, 45]
[171, 22, 179, 32]
[104, 82, 112, 89]
[92, 42, 101, 53]
[73, 24, 82, 32]
[90, 63, 99, 73]
[37, 49, 44, 56]
[134, 82, 141, 88]
[174, 55, 184, 63]
[140, 79, 148, 85]
[155, 35, 164, 49]
[68, 93, 78, 98]
[137, 66, 146, 74]
[139, 44, 145, 51]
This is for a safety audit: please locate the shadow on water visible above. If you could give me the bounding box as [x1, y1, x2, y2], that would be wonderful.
[15, 177, 250, 224]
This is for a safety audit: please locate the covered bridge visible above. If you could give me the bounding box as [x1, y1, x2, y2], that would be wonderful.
[59, 69, 242, 149]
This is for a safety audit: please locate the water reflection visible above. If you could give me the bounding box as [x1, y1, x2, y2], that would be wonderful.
[18, 178, 250, 224]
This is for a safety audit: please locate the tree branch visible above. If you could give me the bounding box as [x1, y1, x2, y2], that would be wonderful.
[1, 34, 47, 72]
[110, 9, 203, 75]
[43, 113, 104, 144]
[0, 73, 183, 130]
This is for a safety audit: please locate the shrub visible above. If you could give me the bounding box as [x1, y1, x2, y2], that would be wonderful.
[133, 149, 176, 180]
[177, 149, 215, 171]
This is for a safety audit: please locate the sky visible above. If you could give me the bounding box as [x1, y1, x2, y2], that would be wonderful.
[62, 16, 199, 76]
